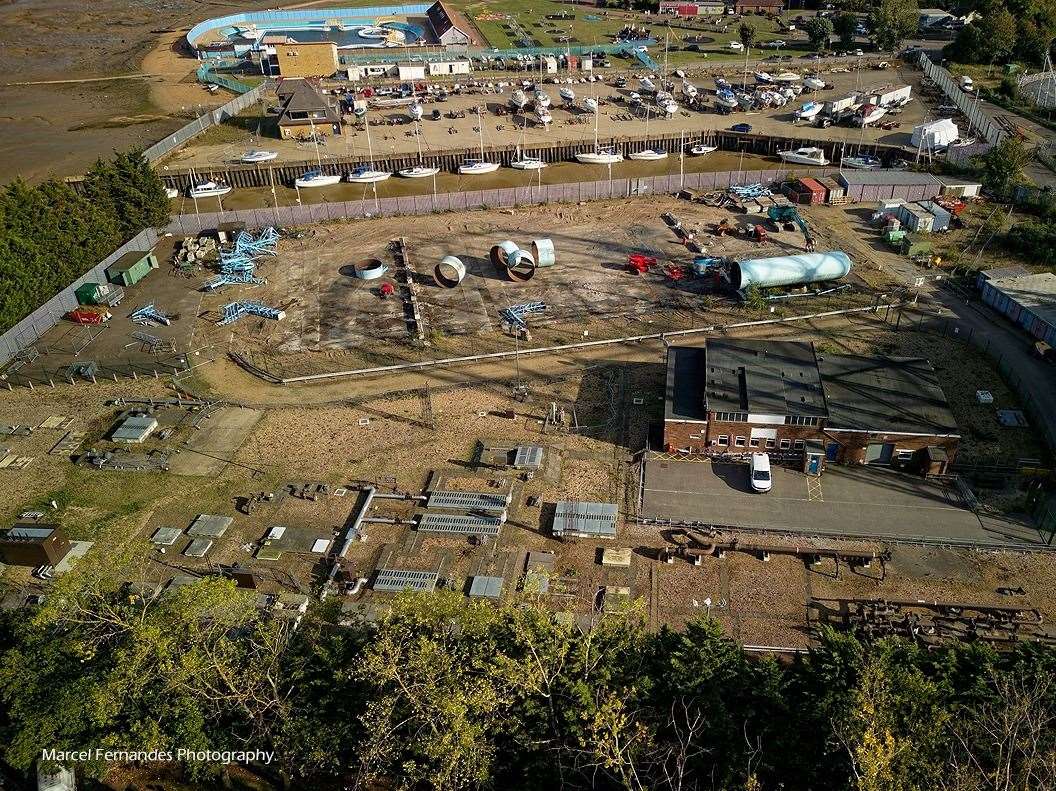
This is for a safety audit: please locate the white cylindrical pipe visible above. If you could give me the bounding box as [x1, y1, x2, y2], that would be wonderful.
[531, 238, 556, 267]
[434, 255, 466, 288]
[490, 240, 519, 268]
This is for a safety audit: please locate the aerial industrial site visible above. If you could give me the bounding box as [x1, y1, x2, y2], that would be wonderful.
[1, 0, 1055, 789]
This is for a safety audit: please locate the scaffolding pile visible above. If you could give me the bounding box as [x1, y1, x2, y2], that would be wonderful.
[500, 302, 546, 331]
[204, 227, 279, 291]
[130, 303, 172, 326]
[217, 300, 286, 325]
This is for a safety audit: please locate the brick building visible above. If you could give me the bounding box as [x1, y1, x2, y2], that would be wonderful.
[427, 0, 473, 46]
[664, 339, 959, 471]
[274, 41, 339, 79]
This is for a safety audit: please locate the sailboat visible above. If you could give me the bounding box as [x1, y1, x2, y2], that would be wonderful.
[629, 106, 667, 161]
[346, 115, 391, 183]
[575, 94, 623, 164]
[804, 76, 826, 90]
[398, 121, 440, 178]
[240, 149, 278, 163]
[408, 101, 423, 122]
[296, 120, 341, 188]
[509, 89, 529, 111]
[584, 97, 599, 113]
[459, 107, 500, 174]
[559, 86, 576, 103]
[689, 141, 717, 155]
[511, 146, 547, 170]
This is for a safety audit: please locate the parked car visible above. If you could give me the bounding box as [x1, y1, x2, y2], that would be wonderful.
[749, 453, 773, 493]
[730, 122, 753, 133]
[729, 41, 744, 50]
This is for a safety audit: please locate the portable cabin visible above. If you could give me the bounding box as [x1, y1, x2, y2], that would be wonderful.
[895, 202, 935, 233]
[105, 250, 158, 287]
[918, 200, 952, 232]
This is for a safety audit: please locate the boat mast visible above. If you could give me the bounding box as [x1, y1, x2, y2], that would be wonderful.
[365, 114, 375, 169]
[477, 106, 485, 160]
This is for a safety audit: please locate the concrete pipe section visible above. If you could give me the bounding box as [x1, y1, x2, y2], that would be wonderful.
[353, 258, 387, 280]
[530, 238, 556, 267]
[506, 249, 536, 282]
[489, 240, 519, 268]
[434, 255, 466, 288]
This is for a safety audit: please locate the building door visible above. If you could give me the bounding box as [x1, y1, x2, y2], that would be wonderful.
[825, 442, 840, 462]
[865, 443, 895, 465]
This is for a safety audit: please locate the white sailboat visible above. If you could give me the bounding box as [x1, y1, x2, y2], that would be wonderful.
[804, 76, 826, 90]
[459, 107, 500, 174]
[240, 149, 278, 163]
[559, 86, 576, 103]
[509, 89, 529, 111]
[534, 89, 551, 109]
[584, 97, 599, 113]
[408, 101, 423, 122]
[346, 116, 391, 183]
[398, 121, 440, 178]
[576, 96, 623, 164]
[629, 106, 667, 161]
[296, 120, 341, 187]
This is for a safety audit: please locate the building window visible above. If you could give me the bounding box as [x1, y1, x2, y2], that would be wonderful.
[734, 436, 746, 447]
[714, 411, 748, 422]
[785, 415, 820, 427]
[780, 439, 791, 449]
[765, 438, 776, 449]
[749, 437, 761, 447]
[793, 440, 805, 450]
[716, 435, 729, 446]
[896, 449, 914, 460]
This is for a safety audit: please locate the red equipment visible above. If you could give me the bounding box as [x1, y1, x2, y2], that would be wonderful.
[665, 265, 686, 281]
[66, 308, 109, 325]
[753, 225, 767, 243]
[378, 282, 396, 299]
[628, 253, 658, 274]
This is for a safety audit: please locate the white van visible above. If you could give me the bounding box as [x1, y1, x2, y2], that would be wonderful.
[749, 453, 773, 493]
[960, 75, 974, 92]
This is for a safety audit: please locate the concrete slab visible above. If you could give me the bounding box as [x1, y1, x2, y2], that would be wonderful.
[187, 514, 233, 538]
[641, 460, 1044, 546]
[168, 407, 262, 476]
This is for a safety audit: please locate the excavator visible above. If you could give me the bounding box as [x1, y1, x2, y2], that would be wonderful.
[767, 205, 816, 252]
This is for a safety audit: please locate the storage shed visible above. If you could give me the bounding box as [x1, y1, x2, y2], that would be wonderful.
[105, 250, 158, 287]
[918, 200, 952, 232]
[980, 272, 1056, 347]
[111, 414, 159, 443]
[817, 176, 846, 203]
[0, 524, 71, 567]
[896, 202, 935, 233]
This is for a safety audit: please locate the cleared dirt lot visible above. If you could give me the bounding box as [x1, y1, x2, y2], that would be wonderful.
[641, 459, 1044, 546]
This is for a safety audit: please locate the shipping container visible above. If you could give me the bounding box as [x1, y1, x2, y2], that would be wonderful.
[816, 176, 846, 202]
[793, 177, 827, 205]
[105, 250, 158, 287]
[74, 282, 124, 307]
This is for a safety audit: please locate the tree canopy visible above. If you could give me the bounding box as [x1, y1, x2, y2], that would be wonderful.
[0, 149, 169, 334]
[868, 0, 920, 53]
[0, 576, 1053, 791]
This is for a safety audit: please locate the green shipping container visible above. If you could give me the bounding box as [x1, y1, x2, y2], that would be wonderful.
[75, 282, 103, 305]
[105, 250, 158, 287]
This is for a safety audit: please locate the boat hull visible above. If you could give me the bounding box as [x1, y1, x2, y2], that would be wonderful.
[398, 167, 441, 178]
[576, 153, 624, 165]
[628, 151, 668, 161]
[510, 160, 547, 170]
[295, 175, 341, 188]
[346, 171, 391, 184]
[459, 162, 500, 175]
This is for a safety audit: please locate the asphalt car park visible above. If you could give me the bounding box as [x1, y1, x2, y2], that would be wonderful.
[640, 460, 1044, 546]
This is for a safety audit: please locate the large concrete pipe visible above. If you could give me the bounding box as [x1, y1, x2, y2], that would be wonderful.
[531, 238, 556, 267]
[490, 240, 519, 268]
[353, 258, 387, 280]
[434, 255, 466, 288]
[506, 249, 536, 282]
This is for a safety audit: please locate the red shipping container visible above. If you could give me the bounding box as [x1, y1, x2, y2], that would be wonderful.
[796, 177, 827, 206]
[677, 4, 698, 15]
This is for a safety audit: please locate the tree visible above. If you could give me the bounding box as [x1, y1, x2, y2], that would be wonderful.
[868, 0, 919, 53]
[976, 137, 1033, 200]
[805, 16, 836, 51]
[739, 21, 757, 90]
[83, 149, 171, 239]
[833, 12, 859, 48]
[984, 7, 1018, 63]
